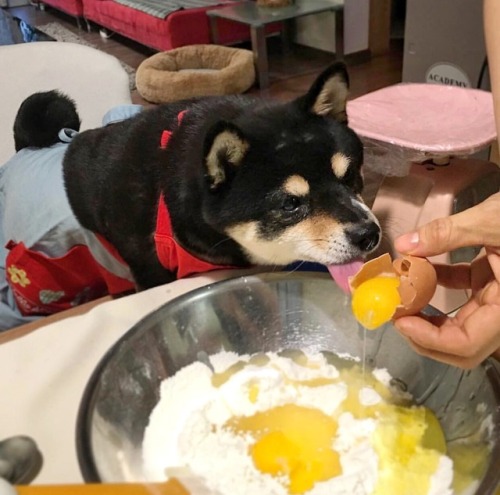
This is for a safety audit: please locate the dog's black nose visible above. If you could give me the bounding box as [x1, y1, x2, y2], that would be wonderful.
[348, 222, 381, 253]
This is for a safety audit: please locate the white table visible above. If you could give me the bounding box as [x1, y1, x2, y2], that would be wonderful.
[0, 269, 256, 485]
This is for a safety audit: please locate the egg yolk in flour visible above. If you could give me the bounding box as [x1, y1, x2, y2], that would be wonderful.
[231, 404, 341, 494]
[215, 353, 451, 495]
[351, 276, 401, 330]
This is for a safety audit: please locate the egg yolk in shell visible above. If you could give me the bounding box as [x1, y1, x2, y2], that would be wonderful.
[351, 276, 401, 330]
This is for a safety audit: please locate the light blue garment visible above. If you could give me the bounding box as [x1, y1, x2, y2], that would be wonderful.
[0, 142, 81, 329]
[102, 104, 143, 126]
[0, 143, 84, 255]
[0, 104, 143, 331]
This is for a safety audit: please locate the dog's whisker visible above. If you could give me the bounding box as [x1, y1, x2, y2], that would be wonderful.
[207, 236, 234, 252]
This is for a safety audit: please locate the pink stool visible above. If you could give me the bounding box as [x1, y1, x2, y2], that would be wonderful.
[348, 83, 500, 314]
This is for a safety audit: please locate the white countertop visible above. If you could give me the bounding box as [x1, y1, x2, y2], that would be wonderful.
[0, 269, 254, 485]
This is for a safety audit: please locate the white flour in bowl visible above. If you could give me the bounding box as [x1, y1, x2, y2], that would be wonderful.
[142, 350, 454, 495]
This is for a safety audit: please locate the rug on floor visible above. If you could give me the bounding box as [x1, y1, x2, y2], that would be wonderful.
[36, 22, 136, 90]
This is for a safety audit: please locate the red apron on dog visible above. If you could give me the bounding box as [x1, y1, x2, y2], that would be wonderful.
[155, 113, 234, 278]
[154, 194, 233, 279]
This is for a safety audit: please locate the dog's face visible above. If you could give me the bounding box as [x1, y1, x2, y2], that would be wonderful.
[201, 63, 380, 271]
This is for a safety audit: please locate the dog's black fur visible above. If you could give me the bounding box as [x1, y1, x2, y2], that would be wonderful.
[13, 90, 81, 152]
[60, 62, 380, 290]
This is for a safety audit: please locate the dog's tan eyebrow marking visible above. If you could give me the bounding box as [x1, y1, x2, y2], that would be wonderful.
[283, 175, 309, 196]
[331, 153, 350, 179]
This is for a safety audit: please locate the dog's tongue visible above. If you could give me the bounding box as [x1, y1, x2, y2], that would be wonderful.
[327, 260, 364, 294]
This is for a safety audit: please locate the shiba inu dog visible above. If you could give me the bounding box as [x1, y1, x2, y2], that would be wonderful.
[63, 62, 381, 293]
[3, 63, 380, 326]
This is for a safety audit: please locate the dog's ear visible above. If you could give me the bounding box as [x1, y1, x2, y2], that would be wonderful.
[296, 62, 350, 123]
[203, 121, 249, 191]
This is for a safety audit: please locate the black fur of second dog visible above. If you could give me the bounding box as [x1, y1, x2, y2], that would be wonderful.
[63, 63, 381, 290]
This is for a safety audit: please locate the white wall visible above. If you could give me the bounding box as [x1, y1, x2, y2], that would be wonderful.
[294, 0, 369, 55]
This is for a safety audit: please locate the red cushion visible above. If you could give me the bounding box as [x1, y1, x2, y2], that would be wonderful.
[41, 0, 84, 17]
[82, 0, 281, 52]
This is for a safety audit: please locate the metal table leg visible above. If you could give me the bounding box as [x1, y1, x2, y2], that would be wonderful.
[251, 24, 269, 89]
[281, 19, 293, 56]
[335, 7, 344, 60]
[208, 15, 220, 44]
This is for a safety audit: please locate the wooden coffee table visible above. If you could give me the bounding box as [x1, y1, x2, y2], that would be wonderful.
[207, 0, 344, 89]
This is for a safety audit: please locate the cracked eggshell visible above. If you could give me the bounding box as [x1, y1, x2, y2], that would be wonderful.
[392, 255, 437, 318]
[348, 253, 396, 291]
[348, 253, 437, 319]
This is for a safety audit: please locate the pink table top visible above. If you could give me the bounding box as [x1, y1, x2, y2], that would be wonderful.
[347, 83, 497, 155]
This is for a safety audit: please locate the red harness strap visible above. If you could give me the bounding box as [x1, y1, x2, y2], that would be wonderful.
[155, 111, 233, 278]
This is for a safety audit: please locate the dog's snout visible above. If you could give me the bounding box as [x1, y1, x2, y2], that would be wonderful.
[348, 222, 381, 253]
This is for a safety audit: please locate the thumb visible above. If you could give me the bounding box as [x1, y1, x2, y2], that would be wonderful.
[394, 194, 500, 257]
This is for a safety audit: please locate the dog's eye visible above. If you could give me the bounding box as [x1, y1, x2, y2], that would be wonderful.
[282, 196, 302, 212]
[342, 167, 364, 194]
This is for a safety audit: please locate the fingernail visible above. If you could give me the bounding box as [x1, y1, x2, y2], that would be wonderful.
[407, 232, 420, 245]
[395, 231, 419, 252]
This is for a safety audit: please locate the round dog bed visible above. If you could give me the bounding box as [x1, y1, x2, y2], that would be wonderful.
[136, 45, 256, 103]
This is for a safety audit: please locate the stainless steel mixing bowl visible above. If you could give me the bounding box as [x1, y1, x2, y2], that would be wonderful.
[77, 272, 500, 493]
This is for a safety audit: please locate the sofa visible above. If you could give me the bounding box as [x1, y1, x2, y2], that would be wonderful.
[39, 0, 83, 20]
[39, 0, 275, 53]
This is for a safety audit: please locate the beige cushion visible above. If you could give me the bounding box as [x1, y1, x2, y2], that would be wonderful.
[136, 44, 255, 103]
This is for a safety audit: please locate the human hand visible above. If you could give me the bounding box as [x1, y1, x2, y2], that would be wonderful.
[392, 193, 500, 368]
